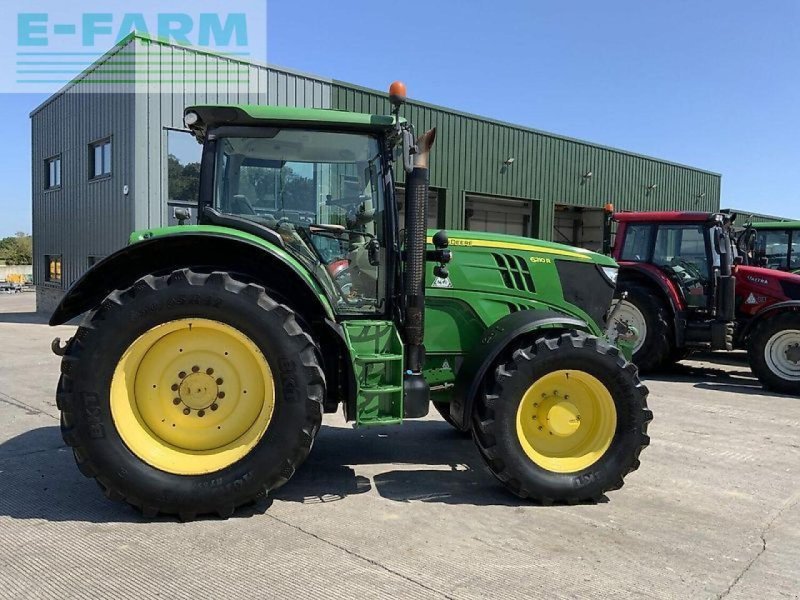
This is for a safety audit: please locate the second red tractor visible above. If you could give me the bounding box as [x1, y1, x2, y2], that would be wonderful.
[605, 211, 800, 394]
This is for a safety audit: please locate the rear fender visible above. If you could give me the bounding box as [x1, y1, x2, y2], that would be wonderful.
[618, 263, 685, 314]
[49, 231, 335, 325]
[448, 309, 590, 431]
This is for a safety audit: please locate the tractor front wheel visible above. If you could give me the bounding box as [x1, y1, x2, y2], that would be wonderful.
[472, 332, 651, 503]
[57, 269, 325, 518]
[748, 312, 800, 395]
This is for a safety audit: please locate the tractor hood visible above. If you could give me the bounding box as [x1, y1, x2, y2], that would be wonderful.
[736, 264, 800, 303]
[424, 229, 618, 334]
[427, 229, 617, 267]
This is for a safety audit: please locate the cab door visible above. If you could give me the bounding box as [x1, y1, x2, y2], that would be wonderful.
[651, 223, 716, 311]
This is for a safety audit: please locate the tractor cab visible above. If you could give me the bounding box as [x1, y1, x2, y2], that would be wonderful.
[611, 211, 736, 342]
[737, 221, 800, 273]
[184, 107, 397, 316]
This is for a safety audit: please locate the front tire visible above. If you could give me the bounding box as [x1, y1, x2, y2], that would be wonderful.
[57, 269, 325, 518]
[472, 332, 651, 503]
[748, 312, 800, 395]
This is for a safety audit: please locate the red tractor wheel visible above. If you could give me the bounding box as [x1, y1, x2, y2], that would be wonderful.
[610, 281, 676, 372]
[748, 312, 800, 395]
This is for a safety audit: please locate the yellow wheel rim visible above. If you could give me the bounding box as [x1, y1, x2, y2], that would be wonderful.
[110, 318, 275, 475]
[516, 370, 616, 473]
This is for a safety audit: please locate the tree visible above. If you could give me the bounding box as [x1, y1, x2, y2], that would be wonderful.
[167, 154, 201, 201]
[0, 233, 32, 265]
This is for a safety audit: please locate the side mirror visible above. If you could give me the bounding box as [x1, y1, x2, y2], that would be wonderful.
[401, 129, 416, 174]
[367, 237, 381, 266]
[174, 206, 192, 225]
[713, 227, 728, 254]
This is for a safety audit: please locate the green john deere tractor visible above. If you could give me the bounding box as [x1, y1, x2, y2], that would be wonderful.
[736, 220, 800, 273]
[50, 83, 651, 518]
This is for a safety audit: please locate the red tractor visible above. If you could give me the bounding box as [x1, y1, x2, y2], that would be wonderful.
[605, 211, 800, 394]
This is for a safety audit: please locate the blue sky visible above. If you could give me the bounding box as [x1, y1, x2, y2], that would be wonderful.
[2, 0, 799, 237]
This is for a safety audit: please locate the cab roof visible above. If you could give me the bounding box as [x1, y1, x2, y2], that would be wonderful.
[184, 104, 398, 141]
[750, 220, 800, 230]
[613, 211, 718, 223]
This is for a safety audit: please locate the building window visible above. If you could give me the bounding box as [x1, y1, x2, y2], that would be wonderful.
[45, 155, 62, 190]
[45, 255, 62, 284]
[89, 138, 112, 179]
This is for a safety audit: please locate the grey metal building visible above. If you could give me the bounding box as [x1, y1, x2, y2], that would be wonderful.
[31, 32, 722, 313]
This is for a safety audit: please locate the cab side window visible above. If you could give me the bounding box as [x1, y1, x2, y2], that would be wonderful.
[652, 225, 708, 279]
[620, 224, 653, 262]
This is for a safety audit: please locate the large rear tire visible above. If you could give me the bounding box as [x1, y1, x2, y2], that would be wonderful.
[472, 332, 651, 503]
[57, 269, 325, 518]
[747, 312, 800, 395]
[611, 281, 676, 372]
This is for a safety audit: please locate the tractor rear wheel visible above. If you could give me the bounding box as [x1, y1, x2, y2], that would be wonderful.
[472, 332, 651, 503]
[57, 269, 325, 518]
[748, 312, 800, 395]
[611, 281, 675, 372]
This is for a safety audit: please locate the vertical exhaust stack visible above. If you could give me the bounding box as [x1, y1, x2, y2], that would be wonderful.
[402, 128, 436, 418]
[387, 81, 436, 418]
[404, 129, 437, 367]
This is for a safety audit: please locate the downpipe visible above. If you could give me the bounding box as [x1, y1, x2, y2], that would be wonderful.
[403, 128, 436, 418]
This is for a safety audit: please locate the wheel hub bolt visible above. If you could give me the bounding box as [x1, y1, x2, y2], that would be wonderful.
[178, 371, 187, 379]
[218, 392, 225, 399]
[191, 365, 200, 373]
[197, 410, 205, 418]
[172, 398, 181, 405]
[211, 403, 219, 411]
[216, 378, 224, 385]
[206, 368, 214, 375]
[182, 407, 191, 415]
[171, 383, 179, 391]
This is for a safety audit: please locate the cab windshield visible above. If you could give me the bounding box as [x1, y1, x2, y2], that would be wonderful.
[213, 129, 388, 314]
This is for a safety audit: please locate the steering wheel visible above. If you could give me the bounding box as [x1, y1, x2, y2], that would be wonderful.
[676, 258, 705, 281]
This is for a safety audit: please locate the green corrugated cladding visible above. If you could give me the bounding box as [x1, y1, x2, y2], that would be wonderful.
[331, 82, 721, 240]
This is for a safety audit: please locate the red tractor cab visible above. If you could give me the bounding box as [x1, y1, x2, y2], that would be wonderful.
[606, 210, 800, 394]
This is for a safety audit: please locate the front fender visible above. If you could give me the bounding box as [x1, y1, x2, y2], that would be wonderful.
[49, 229, 335, 325]
[448, 309, 590, 431]
[739, 300, 800, 342]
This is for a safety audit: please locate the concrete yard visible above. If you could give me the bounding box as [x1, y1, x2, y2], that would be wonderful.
[0, 292, 797, 600]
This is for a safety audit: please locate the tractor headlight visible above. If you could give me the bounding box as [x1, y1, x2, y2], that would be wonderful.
[600, 266, 619, 285]
[184, 111, 200, 127]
